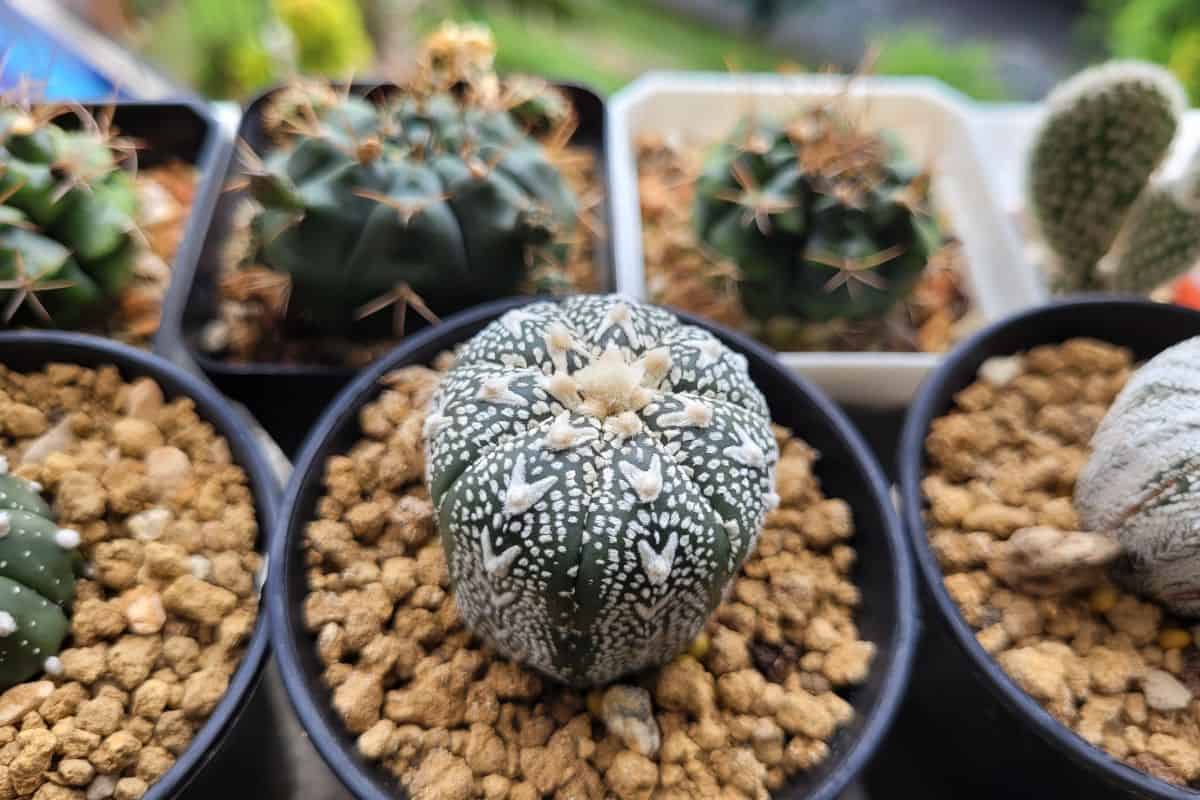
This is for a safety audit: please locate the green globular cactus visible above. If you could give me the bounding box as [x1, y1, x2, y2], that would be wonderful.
[1027, 61, 1186, 291]
[0, 463, 83, 690]
[693, 113, 940, 325]
[1110, 163, 1200, 292]
[425, 295, 780, 686]
[243, 88, 578, 335]
[0, 104, 139, 327]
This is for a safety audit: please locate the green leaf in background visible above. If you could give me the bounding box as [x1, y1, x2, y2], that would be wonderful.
[872, 28, 1009, 101]
[273, 0, 374, 76]
[1084, 0, 1200, 104]
[416, 0, 790, 94]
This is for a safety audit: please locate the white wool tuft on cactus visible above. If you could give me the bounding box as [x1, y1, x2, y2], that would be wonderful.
[424, 295, 779, 686]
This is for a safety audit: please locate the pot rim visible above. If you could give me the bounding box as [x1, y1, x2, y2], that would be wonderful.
[0, 329, 279, 800]
[898, 295, 1200, 799]
[269, 295, 917, 800]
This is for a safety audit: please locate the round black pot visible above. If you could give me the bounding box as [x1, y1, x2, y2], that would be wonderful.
[0, 331, 280, 800]
[269, 296, 918, 800]
[897, 297, 1200, 799]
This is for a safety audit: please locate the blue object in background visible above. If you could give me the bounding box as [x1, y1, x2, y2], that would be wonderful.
[0, 2, 118, 99]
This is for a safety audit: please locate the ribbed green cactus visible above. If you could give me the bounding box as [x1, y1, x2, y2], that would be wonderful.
[693, 114, 940, 325]
[0, 466, 82, 690]
[1110, 163, 1200, 292]
[243, 87, 578, 334]
[0, 104, 139, 327]
[426, 295, 780, 686]
[1027, 61, 1187, 291]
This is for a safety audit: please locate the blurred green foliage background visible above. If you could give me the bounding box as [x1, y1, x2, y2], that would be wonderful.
[105, 0, 1200, 106]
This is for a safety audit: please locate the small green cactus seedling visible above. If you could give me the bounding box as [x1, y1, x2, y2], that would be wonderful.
[693, 109, 940, 325]
[0, 460, 82, 690]
[0, 100, 140, 327]
[1027, 61, 1190, 291]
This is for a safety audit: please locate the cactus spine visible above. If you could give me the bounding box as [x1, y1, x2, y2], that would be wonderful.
[0, 101, 139, 327]
[1027, 61, 1191, 291]
[0, 463, 82, 690]
[692, 110, 940, 325]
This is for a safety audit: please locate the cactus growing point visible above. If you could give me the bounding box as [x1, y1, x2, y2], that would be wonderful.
[1109, 156, 1200, 293]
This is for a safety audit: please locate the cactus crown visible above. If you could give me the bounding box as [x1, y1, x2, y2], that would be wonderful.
[0, 459, 83, 690]
[0, 94, 140, 328]
[426, 295, 780, 686]
[1027, 60, 1200, 292]
[692, 104, 940, 325]
[239, 26, 579, 336]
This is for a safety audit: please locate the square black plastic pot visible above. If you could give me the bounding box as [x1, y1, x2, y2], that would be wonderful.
[897, 296, 1200, 799]
[0, 330, 279, 800]
[268, 296, 918, 800]
[42, 100, 232, 357]
[167, 80, 613, 457]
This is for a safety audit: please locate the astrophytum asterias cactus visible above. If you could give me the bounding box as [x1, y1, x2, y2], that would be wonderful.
[1075, 336, 1200, 616]
[425, 295, 780, 686]
[0, 462, 81, 689]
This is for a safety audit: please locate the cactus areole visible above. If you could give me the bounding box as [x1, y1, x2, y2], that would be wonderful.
[425, 296, 780, 686]
[0, 462, 82, 690]
[1075, 337, 1200, 617]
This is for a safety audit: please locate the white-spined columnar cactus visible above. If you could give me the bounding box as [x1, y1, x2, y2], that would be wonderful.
[1075, 336, 1200, 616]
[1027, 61, 1186, 290]
[425, 295, 780, 686]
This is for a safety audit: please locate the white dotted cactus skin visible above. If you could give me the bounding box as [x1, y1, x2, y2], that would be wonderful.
[1028, 60, 1185, 290]
[1076, 336, 1200, 616]
[0, 472, 81, 689]
[426, 295, 779, 686]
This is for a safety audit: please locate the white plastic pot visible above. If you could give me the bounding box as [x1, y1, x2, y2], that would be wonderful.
[607, 72, 1042, 408]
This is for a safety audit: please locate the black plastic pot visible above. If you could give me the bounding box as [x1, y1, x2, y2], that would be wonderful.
[47, 100, 231, 356]
[269, 295, 918, 800]
[0, 331, 279, 800]
[169, 81, 612, 457]
[897, 297, 1200, 799]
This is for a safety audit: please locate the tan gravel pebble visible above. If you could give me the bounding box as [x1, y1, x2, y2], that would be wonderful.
[304, 365, 874, 798]
[0, 363, 261, 799]
[926, 339, 1200, 788]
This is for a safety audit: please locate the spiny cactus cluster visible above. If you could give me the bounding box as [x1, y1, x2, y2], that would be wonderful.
[0, 99, 139, 328]
[239, 25, 579, 336]
[1028, 60, 1200, 293]
[0, 461, 82, 690]
[426, 295, 779, 686]
[692, 108, 941, 325]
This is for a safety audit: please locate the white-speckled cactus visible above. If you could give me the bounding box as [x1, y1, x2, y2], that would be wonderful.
[1110, 157, 1200, 293]
[425, 295, 780, 686]
[1028, 61, 1186, 290]
[1075, 336, 1200, 616]
[0, 460, 82, 689]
